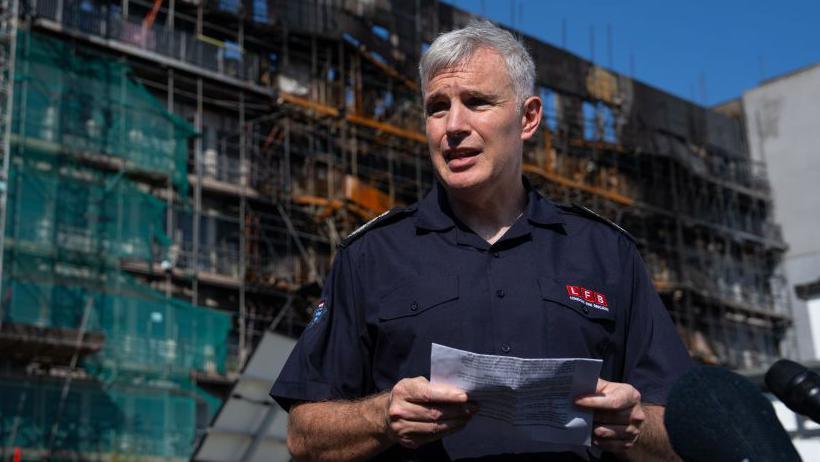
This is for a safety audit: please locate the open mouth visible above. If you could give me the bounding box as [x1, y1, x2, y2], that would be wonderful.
[444, 148, 482, 162]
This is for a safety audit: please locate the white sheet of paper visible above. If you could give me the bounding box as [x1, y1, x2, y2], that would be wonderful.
[430, 343, 603, 460]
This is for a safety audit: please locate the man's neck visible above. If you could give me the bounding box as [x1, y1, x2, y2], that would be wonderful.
[446, 178, 527, 245]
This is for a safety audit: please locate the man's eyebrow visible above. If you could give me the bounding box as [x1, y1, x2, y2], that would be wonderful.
[424, 90, 446, 104]
[462, 89, 498, 100]
[425, 88, 498, 103]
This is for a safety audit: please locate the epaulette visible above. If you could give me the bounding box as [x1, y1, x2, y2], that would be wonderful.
[338, 206, 413, 248]
[557, 203, 636, 243]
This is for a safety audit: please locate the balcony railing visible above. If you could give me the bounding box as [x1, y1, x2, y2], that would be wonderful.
[176, 241, 240, 279]
[34, 0, 261, 82]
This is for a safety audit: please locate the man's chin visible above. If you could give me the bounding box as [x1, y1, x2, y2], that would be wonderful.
[438, 174, 487, 193]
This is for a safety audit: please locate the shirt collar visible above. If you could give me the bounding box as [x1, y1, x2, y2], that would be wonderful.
[415, 177, 565, 231]
[414, 181, 456, 231]
[522, 178, 565, 227]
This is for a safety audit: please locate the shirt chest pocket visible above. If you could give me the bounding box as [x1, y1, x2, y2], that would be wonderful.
[377, 275, 459, 322]
[537, 277, 616, 356]
[371, 275, 460, 383]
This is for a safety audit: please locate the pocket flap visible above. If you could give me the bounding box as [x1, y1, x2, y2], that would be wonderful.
[538, 277, 615, 322]
[378, 275, 459, 321]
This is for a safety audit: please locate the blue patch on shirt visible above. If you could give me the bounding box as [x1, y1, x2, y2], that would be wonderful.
[307, 301, 326, 328]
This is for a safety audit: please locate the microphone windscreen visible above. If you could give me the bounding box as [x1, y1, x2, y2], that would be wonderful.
[766, 359, 806, 397]
[664, 366, 800, 462]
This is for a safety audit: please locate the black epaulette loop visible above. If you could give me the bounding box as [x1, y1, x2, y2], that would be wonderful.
[559, 203, 636, 243]
[338, 206, 414, 248]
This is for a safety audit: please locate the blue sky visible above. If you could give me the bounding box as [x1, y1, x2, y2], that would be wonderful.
[444, 0, 820, 106]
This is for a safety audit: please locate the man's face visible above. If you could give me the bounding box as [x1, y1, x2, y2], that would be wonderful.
[423, 48, 530, 193]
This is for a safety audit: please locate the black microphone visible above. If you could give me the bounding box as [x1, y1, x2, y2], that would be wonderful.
[766, 358, 820, 424]
[664, 365, 800, 462]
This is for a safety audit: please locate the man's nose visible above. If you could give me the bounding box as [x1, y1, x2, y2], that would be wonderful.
[445, 102, 470, 141]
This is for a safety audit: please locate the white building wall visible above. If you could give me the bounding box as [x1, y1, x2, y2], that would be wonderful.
[742, 64, 820, 360]
[808, 298, 820, 359]
[771, 395, 820, 460]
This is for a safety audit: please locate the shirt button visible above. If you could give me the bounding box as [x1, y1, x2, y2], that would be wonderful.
[501, 344, 511, 353]
[496, 289, 505, 298]
[492, 251, 500, 258]
[582, 306, 589, 314]
[410, 302, 419, 311]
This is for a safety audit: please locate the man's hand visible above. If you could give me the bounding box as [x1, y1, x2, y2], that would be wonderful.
[385, 376, 478, 449]
[574, 379, 645, 454]
[286, 378, 477, 461]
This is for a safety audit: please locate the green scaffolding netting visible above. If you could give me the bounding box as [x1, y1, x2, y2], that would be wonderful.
[1, 31, 231, 460]
[12, 29, 193, 195]
[3, 267, 232, 376]
[6, 150, 170, 263]
[0, 377, 203, 460]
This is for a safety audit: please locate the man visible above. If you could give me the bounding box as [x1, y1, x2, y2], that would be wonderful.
[271, 21, 692, 461]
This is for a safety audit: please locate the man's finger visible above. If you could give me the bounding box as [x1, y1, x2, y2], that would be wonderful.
[399, 378, 468, 404]
[591, 407, 636, 425]
[389, 400, 477, 423]
[575, 391, 639, 409]
[575, 385, 640, 410]
[397, 416, 471, 435]
[394, 417, 472, 448]
[593, 423, 641, 441]
[428, 382, 469, 403]
[593, 438, 638, 453]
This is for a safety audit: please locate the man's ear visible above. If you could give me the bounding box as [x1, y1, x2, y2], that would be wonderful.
[521, 96, 543, 141]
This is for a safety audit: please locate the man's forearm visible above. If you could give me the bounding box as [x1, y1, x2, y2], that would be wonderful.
[288, 393, 394, 462]
[622, 405, 681, 462]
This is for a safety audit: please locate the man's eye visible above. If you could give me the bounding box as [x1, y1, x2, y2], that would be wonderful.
[467, 98, 491, 108]
[426, 102, 448, 115]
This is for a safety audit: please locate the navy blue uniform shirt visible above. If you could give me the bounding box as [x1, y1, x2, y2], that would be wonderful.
[271, 179, 693, 461]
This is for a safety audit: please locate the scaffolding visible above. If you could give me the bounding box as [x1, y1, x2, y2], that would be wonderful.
[1, 31, 230, 461]
[0, 0, 793, 460]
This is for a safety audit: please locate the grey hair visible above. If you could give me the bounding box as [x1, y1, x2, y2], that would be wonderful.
[419, 20, 536, 105]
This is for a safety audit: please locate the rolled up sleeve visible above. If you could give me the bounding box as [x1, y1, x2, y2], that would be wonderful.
[270, 248, 373, 411]
[622, 244, 693, 405]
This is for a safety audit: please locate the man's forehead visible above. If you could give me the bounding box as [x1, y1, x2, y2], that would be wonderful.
[423, 49, 512, 96]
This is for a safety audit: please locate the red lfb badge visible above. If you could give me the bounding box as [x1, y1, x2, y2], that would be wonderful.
[566, 285, 608, 308]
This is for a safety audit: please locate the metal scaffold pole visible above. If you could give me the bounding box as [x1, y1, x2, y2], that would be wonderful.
[0, 0, 18, 308]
